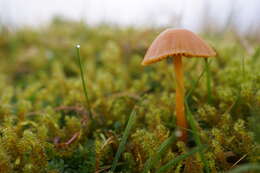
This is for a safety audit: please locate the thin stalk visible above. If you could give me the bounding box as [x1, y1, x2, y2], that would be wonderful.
[111, 108, 137, 172]
[173, 55, 187, 141]
[155, 146, 203, 173]
[184, 59, 211, 173]
[185, 101, 210, 173]
[204, 58, 212, 104]
[142, 134, 176, 173]
[185, 63, 207, 101]
[76, 45, 93, 120]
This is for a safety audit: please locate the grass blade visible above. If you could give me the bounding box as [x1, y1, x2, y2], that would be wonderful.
[184, 61, 212, 173]
[226, 163, 260, 173]
[142, 134, 177, 173]
[185, 60, 210, 101]
[110, 108, 137, 172]
[185, 101, 210, 173]
[76, 44, 93, 120]
[155, 146, 203, 173]
[85, 139, 96, 173]
[204, 59, 212, 104]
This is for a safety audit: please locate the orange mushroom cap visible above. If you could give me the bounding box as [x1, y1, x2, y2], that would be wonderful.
[142, 29, 216, 65]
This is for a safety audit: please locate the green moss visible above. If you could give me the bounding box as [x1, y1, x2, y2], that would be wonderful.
[0, 20, 259, 172]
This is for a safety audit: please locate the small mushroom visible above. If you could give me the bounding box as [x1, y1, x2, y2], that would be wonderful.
[142, 29, 216, 141]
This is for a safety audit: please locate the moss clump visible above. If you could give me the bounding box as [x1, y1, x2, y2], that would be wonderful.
[0, 19, 259, 172]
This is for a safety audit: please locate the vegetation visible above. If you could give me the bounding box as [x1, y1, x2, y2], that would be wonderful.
[0, 19, 259, 172]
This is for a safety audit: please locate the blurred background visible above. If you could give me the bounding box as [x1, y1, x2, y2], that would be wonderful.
[0, 0, 260, 36]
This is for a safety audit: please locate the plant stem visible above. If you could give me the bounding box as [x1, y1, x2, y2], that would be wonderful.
[156, 146, 203, 173]
[76, 45, 93, 120]
[173, 55, 187, 141]
[204, 59, 212, 104]
[185, 101, 210, 173]
[111, 108, 137, 172]
[142, 134, 176, 173]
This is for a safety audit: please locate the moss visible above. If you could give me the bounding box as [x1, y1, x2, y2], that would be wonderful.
[0, 20, 259, 172]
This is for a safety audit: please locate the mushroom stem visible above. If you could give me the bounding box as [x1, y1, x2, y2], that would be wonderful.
[173, 55, 187, 141]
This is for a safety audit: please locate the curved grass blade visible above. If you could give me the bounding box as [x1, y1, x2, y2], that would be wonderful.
[185, 60, 210, 101]
[110, 108, 137, 172]
[185, 101, 210, 173]
[142, 134, 176, 173]
[155, 146, 203, 173]
[184, 64, 211, 173]
[226, 163, 260, 173]
[76, 44, 93, 120]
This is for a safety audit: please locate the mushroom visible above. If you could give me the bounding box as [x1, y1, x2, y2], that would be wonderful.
[142, 29, 216, 141]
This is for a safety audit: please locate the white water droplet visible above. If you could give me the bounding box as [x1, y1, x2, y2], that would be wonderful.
[175, 130, 182, 137]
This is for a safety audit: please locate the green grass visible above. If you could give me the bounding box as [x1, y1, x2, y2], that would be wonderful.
[111, 107, 137, 172]
[156, 146, 204, 173]
[186, 101, 210, 173]
[204, 59, 212, 104]
[185, 64, 211, 173]
[142, 133, 176, 173]
[76, 45, 93, 120]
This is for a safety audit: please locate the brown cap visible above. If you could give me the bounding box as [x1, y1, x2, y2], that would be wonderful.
[142, 29, 216, 65]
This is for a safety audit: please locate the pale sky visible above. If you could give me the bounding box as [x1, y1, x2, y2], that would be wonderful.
[0, 0, 259, 32]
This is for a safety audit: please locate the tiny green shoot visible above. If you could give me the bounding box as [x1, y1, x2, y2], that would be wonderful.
[76, 44, 93, 120]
